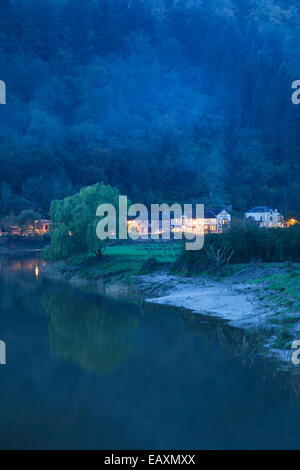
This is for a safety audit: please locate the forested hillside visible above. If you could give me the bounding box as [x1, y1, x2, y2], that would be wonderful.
[0, 0, 299, 215]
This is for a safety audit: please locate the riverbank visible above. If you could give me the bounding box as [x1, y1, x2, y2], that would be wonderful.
[40, 244, 300, 365]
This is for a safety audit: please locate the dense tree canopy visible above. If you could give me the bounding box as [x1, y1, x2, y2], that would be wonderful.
[0, 0, 299, 215]
[44, 182, 121, 259]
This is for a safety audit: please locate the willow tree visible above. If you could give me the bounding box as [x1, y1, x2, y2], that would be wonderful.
[43, 182, 122, 260]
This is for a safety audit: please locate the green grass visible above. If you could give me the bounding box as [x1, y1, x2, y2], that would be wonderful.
[218, 263, 248, 277]
[104, 242, 180, 263]
[250, 267, 300, 311]
[60, 242, 181, 281]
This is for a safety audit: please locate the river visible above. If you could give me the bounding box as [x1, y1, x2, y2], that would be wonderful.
[0, 254, 300, 449]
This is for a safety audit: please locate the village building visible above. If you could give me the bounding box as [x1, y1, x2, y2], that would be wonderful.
[285, 217, 300, 228]
[172, 207, 231, 235]
[35, 219, 52, 235]
[211, 208, 231, 232]
[177, 208, 218, 234]
[127, 216, 150, 237]
[0, 219, 52, 237]
[244, 206, 284, 228]
[7, 225, 22, 236]
[127, 207, 231, 238]
[127, 213, 166, 237]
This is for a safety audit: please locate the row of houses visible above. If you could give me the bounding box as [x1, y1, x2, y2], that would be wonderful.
[0, 219, 52, 237]
[127, 207, 232, 237]
[128, 206, 299, 237]
[245, 207, 299, 228]
[1, 207, 299, 238]
[244, 206, 284, 228]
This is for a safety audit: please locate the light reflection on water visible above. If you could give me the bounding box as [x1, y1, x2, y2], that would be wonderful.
[0, 253, 44, 273]
[35, 266, 39, 279]
[0, 254, 300, 449]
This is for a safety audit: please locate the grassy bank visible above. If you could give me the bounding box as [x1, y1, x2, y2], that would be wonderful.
[44, 241, 181, 282]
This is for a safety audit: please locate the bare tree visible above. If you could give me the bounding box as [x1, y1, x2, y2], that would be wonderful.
[205, 244, 234, 269]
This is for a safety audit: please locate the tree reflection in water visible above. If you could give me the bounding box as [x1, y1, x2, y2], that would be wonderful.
[42, 291, 140, 375]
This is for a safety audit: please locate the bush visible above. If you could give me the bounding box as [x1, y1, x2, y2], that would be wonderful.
[139, 257, 160, 274]
[177, 226, 300, 274]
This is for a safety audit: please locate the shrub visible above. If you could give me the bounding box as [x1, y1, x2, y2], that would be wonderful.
[177, 226, 300, 274]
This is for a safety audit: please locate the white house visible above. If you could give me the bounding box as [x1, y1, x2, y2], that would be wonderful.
[172, 208, 231, 235]
[127, 206, 231, 238]
[211, 208, 231, 232]
[244, 206, 284, 228]
[179, 208, 218, 234]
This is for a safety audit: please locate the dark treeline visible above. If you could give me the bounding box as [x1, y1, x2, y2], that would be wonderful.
[0, 0, 299, 215]
[177, 226, 300, 273]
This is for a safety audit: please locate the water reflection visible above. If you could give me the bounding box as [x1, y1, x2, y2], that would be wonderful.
[35, 266, 39, 279]
[1, 254, 300, 449]
[180, 310, 300, 404]
[0, 254, 44, 272]
[42, 291, 140, 374]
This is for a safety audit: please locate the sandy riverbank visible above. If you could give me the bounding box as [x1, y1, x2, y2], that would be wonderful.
[141, 273, 266, 328]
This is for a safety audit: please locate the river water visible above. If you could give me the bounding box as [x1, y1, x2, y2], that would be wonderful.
[0, 254, 300, 449]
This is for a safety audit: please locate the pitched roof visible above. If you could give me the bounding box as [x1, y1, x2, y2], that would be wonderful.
[127, 207, 217, 221]
[210, 207, 230, 216]
[246, 206, 273, 213]
[184, 207, 216, 219]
